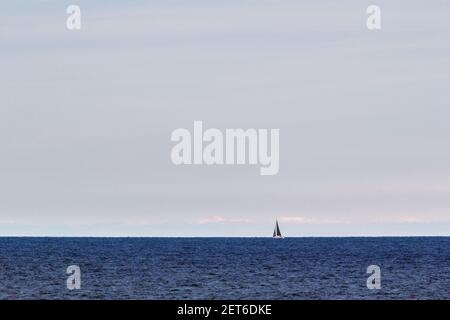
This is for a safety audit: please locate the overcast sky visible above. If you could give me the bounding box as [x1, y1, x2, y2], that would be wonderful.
[0, 1, 449, 236]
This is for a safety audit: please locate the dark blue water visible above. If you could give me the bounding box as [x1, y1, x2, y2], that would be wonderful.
[0, 237, 449, 299]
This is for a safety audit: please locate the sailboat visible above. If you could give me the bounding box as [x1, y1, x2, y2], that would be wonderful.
[272, 220, 284, 239]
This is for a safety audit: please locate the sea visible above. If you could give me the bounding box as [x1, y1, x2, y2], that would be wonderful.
[0, 237, 448, 300]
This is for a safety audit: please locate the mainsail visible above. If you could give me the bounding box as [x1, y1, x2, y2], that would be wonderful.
[273, 220, 282, 238]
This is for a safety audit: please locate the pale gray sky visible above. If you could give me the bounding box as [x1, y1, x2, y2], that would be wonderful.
[0, 1, 449, 236]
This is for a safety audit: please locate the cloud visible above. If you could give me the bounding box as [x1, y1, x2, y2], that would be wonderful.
[279, 216, 350, 225]
[373, 216, 450, 224]
[196, 216, 251, 225]
[277, 215, 450, 226]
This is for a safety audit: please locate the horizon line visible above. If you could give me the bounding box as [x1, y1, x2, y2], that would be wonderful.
[0, 235, 449, 238]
